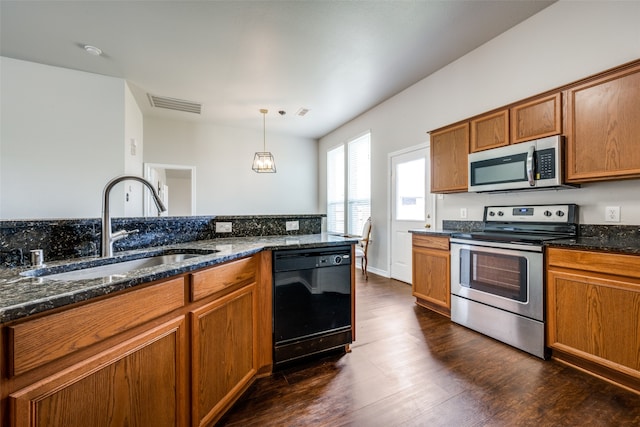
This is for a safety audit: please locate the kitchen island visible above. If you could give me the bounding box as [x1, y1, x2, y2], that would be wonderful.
[0, 233, 357, 427]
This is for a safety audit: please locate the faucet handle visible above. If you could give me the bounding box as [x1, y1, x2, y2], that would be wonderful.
[111, 229, 140, 242]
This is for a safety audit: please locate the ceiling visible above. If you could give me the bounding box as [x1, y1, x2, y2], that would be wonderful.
[0, 1, 555, 140]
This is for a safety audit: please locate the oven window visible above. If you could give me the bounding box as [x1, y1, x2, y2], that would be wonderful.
[460, 249, 527, 302]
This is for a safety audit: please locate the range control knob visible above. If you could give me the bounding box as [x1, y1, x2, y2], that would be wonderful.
[497, 211, 504, 216]
[333, 256, 343, 265]
[489, 211, 496, 216]
[544, 210, 553, 217]
[556, 210, 565, 217]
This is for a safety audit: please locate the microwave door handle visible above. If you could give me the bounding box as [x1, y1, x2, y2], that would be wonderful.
[526, 146, 535, 186]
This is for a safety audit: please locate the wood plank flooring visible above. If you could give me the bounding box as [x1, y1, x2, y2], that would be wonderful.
[217, 273, 640, 426]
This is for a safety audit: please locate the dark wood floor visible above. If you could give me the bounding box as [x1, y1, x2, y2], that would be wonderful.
[218, 273, 640, 426]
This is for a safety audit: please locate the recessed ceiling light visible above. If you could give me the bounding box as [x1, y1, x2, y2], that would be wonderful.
[83, 45, 103, 56]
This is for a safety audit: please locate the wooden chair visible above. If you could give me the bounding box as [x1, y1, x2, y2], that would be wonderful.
[355, 217, 372, 280]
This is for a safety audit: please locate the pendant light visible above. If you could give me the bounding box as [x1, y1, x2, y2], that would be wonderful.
[252, 109, 276, 173]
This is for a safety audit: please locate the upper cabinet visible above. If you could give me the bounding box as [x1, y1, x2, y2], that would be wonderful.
[511, 93, 562, 144]
[469, 93, 562, 153]
[430, 123, 469, 193]
[564, 63, 640, 182]
[470, 109, 509, 152]
[428, 59, 640, 193]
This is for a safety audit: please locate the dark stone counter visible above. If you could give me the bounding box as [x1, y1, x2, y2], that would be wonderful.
[409, 220, 483, 237]
[409, 222, 640, 256]
[0, 233, 356, 324]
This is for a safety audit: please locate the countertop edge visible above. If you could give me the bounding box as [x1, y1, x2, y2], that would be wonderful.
[0, 234, 358, 324]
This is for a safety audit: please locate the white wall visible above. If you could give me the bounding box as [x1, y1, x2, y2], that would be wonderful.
[123, 82, 145, 217]
[144, 117, 318, 215]
[0, 57, 127, 219]
[166, 173, 191, 216]
[319, 1, 640, 277]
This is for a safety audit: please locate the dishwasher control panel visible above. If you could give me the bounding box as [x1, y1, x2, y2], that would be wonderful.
[318, 254, 350, 266]
[273, 245, 352, 272]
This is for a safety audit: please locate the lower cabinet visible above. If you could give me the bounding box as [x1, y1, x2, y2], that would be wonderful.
[191, 283, 257, 427]
[1, 252, 271, 427]
[411, 234, 451, 317]
[10, 317, 187, 427]
[546, 247, 640, 393]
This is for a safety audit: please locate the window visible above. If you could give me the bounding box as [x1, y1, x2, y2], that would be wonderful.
[327, 145, 345, 233]
[327, 133, 371, 235]
[395, 157, 425, 221]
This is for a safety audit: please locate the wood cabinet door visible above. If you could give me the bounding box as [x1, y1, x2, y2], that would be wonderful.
[510, 93, 562, 144]
[470, 109, 509, 152]
[430, 123, 469, 193]
[565, 64, 640, 182]
[547, 269, 640, 374]
[10, 317, 187, 427]
[190, 283, 257, 427]
[412, 245, 450, 316]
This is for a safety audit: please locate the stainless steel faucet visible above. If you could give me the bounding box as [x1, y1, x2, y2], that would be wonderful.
[101, 175, 167, 257]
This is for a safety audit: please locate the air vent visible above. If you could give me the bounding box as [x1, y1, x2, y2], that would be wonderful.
[147, 94, 202, 114]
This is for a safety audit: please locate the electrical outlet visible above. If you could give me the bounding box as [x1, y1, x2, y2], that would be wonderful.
[460, 208, 468, 219]
[215, 222, 232, 233]
[605, 206, 620, 222]
[286, 220, 299, 231]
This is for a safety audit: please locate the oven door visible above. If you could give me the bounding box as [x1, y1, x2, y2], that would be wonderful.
[450, 239, 543, 321]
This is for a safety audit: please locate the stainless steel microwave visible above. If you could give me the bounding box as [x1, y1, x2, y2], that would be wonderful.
[468, 135, 576, 192]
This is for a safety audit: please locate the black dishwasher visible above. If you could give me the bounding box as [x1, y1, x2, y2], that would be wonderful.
[273, 245, 352, 366]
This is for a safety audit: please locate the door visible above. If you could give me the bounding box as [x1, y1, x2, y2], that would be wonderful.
[390, 145, 433, 283]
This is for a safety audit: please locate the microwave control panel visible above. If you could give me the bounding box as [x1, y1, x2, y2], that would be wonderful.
[535, 148, 556, 180]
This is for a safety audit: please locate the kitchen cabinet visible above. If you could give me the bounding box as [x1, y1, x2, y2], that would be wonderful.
[430, 123, 469, 193]
[190, 255, 265, 427]
[470, 109, 509, 152]
[4, 277, 189, 426]
[470, 93, 562, 152]
[546, 247, 640, 393]
[412, 234, 450, 317]
[564, 63, 640, 182]
[510, 92, 562, 144]
[1, 253, 271, 427]
[10, 317, 187, 427]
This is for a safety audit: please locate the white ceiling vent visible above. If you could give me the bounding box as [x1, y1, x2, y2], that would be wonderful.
[147, 94, 202, 114]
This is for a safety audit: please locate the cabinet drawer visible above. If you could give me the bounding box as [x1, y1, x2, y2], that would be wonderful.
[547, 247, 640, 280]
[191, 256, 257, 301]
[412, 234, 449, 251]
[7, 277, 186, 377]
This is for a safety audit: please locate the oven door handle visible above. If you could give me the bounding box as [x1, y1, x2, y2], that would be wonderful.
[526, 146, 535, 186]
[450, 238, 543, 253]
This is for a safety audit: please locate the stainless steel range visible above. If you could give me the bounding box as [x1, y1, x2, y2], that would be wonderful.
[450, 204, 578, 359]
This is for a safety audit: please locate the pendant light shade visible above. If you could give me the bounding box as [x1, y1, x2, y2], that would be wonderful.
[252, 109, 276, 173]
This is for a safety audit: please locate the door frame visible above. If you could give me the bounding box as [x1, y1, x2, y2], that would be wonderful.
[387, 142, 436, 281]
[143, 163, 196, 216]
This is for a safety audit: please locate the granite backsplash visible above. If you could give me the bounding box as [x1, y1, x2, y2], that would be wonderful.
[0, 214, 324, 267]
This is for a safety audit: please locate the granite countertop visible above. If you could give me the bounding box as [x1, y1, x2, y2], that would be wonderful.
[0, 233, 358, 324]
[410, 225, 640, 255]
[546, 235, 640, 255]
[409, 229, 456, 237]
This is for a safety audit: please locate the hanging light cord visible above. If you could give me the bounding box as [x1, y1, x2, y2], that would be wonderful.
[260, 108, 268, 151]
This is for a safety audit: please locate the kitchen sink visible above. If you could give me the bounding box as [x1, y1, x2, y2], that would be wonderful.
[21, 250, 217, 281]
